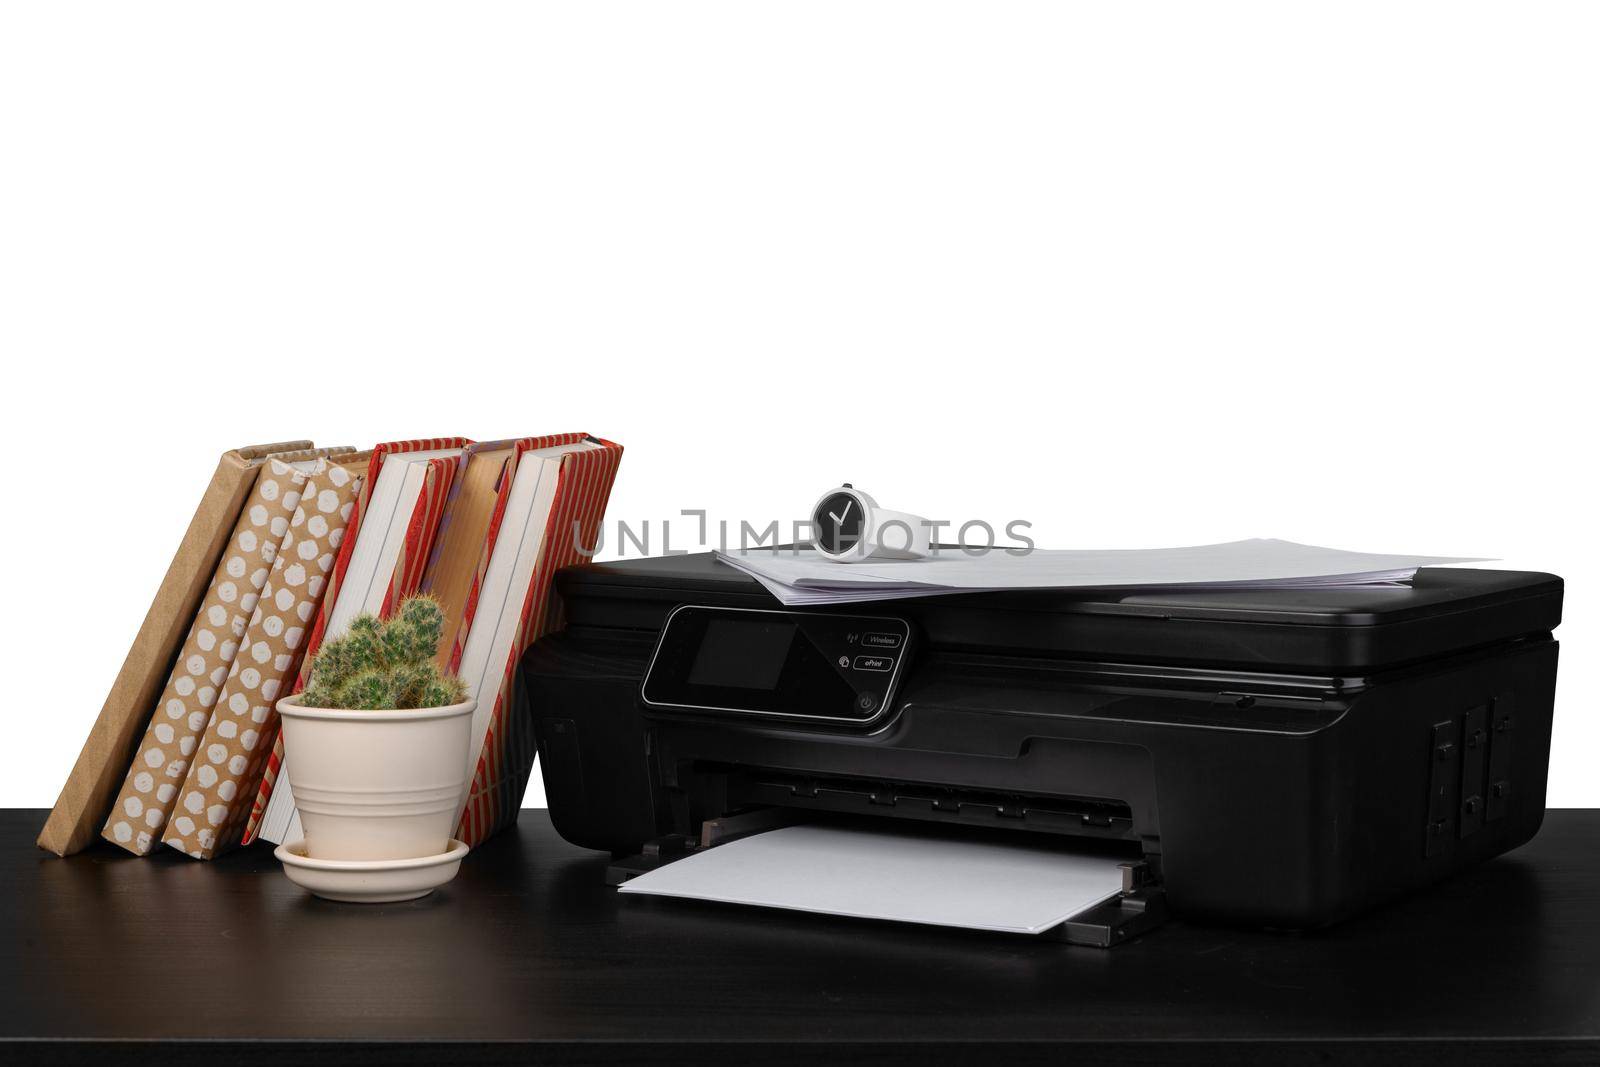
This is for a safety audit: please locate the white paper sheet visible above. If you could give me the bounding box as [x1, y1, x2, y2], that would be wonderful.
[617, 824, 1128, 935]
[715, 538, 1486, 606]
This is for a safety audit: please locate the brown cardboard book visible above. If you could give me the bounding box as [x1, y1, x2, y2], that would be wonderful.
[421, 441, 518, 670]
[36, 440, 315, 857]
[102, 451, 341, 855]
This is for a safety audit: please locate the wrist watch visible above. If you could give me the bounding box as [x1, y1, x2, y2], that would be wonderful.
[810, 485, 931, 563]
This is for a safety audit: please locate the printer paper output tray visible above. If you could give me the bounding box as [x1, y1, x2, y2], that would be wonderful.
[606, 812, 1170, 947]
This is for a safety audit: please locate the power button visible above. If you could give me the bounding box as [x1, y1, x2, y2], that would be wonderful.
[856, 691, 878, 713]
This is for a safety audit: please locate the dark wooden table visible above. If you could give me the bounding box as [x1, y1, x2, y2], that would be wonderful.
[4, 809, 1599, 1065]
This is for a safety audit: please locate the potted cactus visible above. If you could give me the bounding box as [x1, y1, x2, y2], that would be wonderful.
[277, 595, 475, 862]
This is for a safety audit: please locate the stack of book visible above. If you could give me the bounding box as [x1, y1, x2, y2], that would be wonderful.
[37, 434, 623, 860]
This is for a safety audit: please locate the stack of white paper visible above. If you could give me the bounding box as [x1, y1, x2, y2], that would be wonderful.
[714, 539, 1485, 606]
[618, 824, 1129, 935]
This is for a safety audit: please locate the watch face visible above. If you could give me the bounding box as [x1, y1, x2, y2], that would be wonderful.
[814, 490, 864, 555]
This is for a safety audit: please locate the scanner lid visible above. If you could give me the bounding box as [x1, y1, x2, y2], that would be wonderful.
[557, 552, 1562, 673]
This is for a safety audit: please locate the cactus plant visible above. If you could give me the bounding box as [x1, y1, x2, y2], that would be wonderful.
[301, 595, 468, 710]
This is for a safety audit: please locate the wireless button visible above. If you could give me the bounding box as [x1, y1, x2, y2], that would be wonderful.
[861, 632, 903, 649]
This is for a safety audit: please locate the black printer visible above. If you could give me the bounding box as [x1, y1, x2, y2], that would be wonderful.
[519, 553, 1562, 943]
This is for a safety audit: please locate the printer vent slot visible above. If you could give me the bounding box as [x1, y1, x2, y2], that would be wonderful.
[717, 766, 1135, 842]
[1425, 719, 1461, 856]
[1425, 693, 1515, 857]
[1486, 693, 1515, 823]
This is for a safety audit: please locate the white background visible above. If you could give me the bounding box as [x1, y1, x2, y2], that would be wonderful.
[2, 3, 1595, 810]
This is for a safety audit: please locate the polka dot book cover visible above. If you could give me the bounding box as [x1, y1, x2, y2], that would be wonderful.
[161, 453, 368, 859]
[102, 449, 345, 855]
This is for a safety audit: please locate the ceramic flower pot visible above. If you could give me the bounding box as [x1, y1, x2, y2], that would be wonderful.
[276, 694, 475, 861]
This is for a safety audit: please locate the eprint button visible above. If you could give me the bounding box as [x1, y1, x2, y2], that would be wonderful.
[861, 632, 902, 649]
[853, 655, 894, 672]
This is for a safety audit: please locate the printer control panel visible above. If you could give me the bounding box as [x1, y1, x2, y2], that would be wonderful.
[640, 605, 911, 726]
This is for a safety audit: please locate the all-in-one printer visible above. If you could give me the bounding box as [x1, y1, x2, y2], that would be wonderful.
[518, 552, 1562, 944]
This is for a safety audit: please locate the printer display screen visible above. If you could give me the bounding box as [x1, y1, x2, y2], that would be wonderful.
[687, 618, 795, 690]
[642, 606, 910, 724]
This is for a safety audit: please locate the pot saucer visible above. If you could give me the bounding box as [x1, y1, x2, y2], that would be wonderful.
[275, 838, 470, 903]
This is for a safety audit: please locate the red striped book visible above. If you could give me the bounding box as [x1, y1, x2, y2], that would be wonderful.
[451, 435, 623, 846]
[243, 438, 470, 846]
